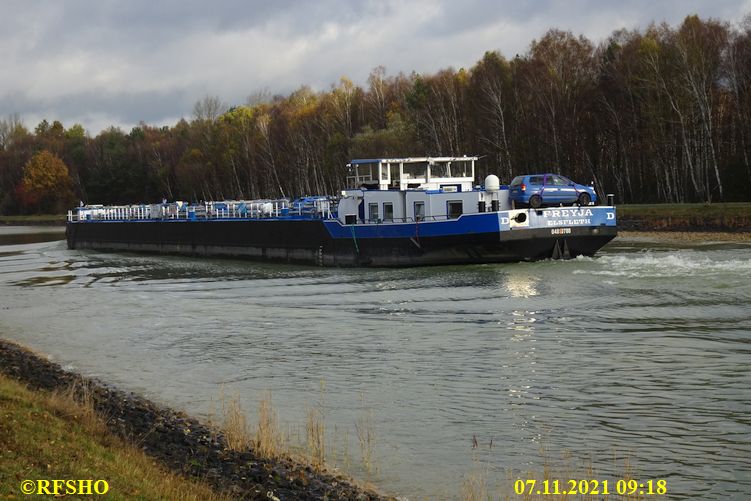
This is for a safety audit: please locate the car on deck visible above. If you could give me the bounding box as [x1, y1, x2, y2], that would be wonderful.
[508, 174, 597, 208]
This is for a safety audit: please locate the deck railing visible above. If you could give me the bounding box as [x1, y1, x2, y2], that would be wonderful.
[66, 199, 324, 222]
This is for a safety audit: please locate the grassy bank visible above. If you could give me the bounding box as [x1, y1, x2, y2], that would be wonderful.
[617, 202, 751, 231]
[0, 214, 65, 226]
[0, 372, 227, 500]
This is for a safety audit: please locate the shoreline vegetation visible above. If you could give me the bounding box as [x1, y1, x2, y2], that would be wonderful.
[0, 339, 389, 501]
[0, 214, 65, 225]
[616, 202, 751, 232]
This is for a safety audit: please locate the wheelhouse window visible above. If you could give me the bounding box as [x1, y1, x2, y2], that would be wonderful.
[369, 203, 379, 222]
[402, 161, 428, 180]
[431, 162, 450, 178]
[452, 161, 472, 177]
[447, 200, 463, 219]
[383, 203, 394, 221]
[414, 201, 425, 222]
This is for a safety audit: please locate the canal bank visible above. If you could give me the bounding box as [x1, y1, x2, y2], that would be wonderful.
[617, 230, 751, 242]
[616, 202, 751, 231]
[0, 338, 388, 501]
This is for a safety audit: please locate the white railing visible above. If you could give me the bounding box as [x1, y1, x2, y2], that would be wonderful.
[68, 199, 297, 222]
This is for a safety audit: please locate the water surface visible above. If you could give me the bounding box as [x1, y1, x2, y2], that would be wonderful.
[0, 226, 749, 499]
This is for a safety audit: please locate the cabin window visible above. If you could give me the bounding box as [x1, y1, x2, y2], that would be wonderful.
[447, 200, 463, 219]
[369, 203, 379, 222]
[414, 201, 425, 222]
[383, 203, 394, 221]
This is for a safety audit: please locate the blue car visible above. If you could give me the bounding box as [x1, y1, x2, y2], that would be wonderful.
[508, 174, 596, 209]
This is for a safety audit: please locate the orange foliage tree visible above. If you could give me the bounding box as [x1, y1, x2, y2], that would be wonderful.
[16, 149, 75, 213]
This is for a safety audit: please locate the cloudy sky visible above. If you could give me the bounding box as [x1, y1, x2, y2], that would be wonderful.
[1, 0, 748, 134]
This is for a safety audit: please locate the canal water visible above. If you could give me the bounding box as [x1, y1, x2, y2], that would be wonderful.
[0, 226, 749, 499]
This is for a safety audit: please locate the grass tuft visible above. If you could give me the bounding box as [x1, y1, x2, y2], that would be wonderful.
[461, 470, 490, 501]
[46, 378, 107, 438]
[306, 406, 326, 467]
[304, 380, 327, 467]
[355, 394, 377, 476]
[255, 390, 283, 458]
[220, 392, 252, 452]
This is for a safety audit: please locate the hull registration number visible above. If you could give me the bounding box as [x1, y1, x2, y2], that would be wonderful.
[551, 228, 572, 235]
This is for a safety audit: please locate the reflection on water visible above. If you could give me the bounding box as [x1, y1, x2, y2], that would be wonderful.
[0, 227, 749, 500]
[505, 273, 539, 298]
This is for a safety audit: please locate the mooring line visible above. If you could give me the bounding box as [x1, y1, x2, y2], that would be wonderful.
[350, 225, 360, 255]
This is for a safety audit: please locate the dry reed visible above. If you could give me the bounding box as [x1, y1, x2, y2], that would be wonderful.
[255, 390, 283, 458]
[221, 392, 252, 451]
[306, 380, 327, 467]
[461, 470, 490, 501]
[355, 394, 376, 475]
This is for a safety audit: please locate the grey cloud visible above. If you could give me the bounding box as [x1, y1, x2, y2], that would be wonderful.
[0, 86, 190, 130]
[1, 0, 747, 134]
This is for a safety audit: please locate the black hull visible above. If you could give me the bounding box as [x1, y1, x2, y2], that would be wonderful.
[66, 220, 616, 267]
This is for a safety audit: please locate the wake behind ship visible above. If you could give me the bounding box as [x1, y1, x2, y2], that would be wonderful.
[66, 157, 617, 267]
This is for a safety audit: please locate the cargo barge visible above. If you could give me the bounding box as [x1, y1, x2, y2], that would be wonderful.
[66, 157, 617, 267]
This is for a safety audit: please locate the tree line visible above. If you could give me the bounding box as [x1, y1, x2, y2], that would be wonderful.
[1, 14, 750, 214]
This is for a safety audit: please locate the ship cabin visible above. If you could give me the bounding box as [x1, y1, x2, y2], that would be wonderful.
[337, 157, 509, 225]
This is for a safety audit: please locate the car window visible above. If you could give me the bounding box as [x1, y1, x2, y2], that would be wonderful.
[528, 176, 544, 185]
[510, 176, 523, 186]
[550, 175, 569, 186]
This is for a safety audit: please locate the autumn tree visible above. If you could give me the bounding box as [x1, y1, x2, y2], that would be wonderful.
[17, 150, 74, 213]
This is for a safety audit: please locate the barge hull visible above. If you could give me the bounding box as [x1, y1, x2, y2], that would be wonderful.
[66, 219, 616, 267]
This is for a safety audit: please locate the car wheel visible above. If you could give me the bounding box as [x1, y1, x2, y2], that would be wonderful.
[577, 192, 591, 206]
[529, 195, 542, 209]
